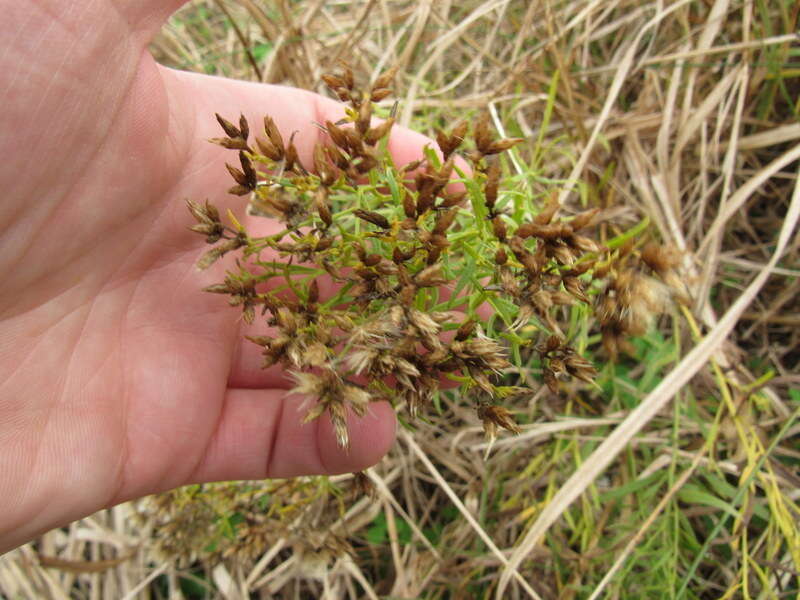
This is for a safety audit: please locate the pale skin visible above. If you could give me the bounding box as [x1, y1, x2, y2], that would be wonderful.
[0, 1, 449, 552]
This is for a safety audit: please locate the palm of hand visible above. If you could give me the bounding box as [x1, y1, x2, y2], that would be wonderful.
[0, 1, 406, 550]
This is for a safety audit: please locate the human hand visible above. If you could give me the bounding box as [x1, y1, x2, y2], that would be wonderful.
[0, 1, 437, 552]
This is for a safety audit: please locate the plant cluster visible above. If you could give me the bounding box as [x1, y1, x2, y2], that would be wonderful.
[139, 479, 353, 567]
[187, 63, 687, 451]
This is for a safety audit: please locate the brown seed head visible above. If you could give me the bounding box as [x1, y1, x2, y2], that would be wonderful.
[455, 318, 477, 341]
[239, 152, 256, 187]
[215, 113, 241, 138]
[238, 114, 250, 140]
[492, 216, 508, 241]
[543, 368, 559, 394]
[365, 117, 394, 146]
[494, 248, 508, 265]
[256, 135, 283, 161]
[477, 404, 521, 437]
[372, 65, 398, 91]
[325, 120, 349, 151]
[225, 162, 249, 187]
[370, 87, 392, 102]
[263, 116, 284, 152]
[284, 139, 301, 173]
[414, 264, 447, 287]
[338, 62, 355, 90]
[535, 194, 560, 225]
[563, 277, 589, 303]
[313, 143, 336, 186]
[322, 73, 345, 92]
[357, 100, 372, 135]
[484, 138, 524, 155]
[315, 188, 332, 227]
[434, 208, 459, 235]
[440, 190, 467, 208]
[210, 136, 250, 151]
[485, 162, 500, 209]
[570, 208, 600, 230]
[354, 209, 390, 229]
[392, 246, 416, 264]
[474, 112, 493, 155]
[641, 243, 679, 276]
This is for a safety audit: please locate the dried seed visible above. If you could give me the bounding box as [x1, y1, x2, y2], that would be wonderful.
[372, 65, 398, 91]
[375, 259, 398, 275]
[354, 151, 377, 173]
[365, 117, 394, 145]
[315, 237, 333, 252]
[543, 368, 559, 394]
[440, 190, 467, 208]
[256, 135, 283, 161]
[239, 152, 256, 187]
[225, 163, 249, 187]
[416, 188, 435, 216]
[361, 253, 381, 267]
[492, 216, 507, 241]
[332, 87, 352, 103]
[210, 137, 250, 151]
[414, 264, 447, 287]
[569, 234, 602, 253]
[215, 113, 240, 138]
[435, 129, 450, 155]
[392, 246, 415, 263]
[641, 243, 680, 276]
[426, 246, 443, 264]
[227, 185, 252, 196]
[370, 87, 392, 102]
[455, 318, 476, 341]
[427, 233, 449, 248]
[322, 74, 345, 91]
[196, 236, 246, 270]
[324, 120, 348, 151]
[517, 222, 571, 240]
[354, 209, 390, 229]
[485, 138, 524, 155]
[485, 162, 500, 209]
[543, 335, 562, 354]
[551, 291, 574, 305]
[263, 116, 284, 151]
[474, 112, 493, 154]
[451, 120, 468, 142]
[307, 279, 320, 304]
[400, 159, 423, 175]
[535, 195, 560, 225]
[398, 188, 416, 218]
[357, 100, 372, 135]
[313, 143, 336, 186]
[477, 404, 521, 436]
[339, 62, 354, 89]
[563, 277, 589, 303]
[315, 189, 332, 227]
[494, 248, 508, 265]
[285, 139, 300, 173]
[433, 208, 458, 234]
[570, 208, 600, 230]
[532, 289, 553, 312]
[238, 114, 249, 140]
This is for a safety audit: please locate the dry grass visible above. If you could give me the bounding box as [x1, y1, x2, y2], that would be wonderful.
[2, 1, 799, 598]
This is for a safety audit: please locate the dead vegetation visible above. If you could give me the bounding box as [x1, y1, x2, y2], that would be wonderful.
[2, 1, 798, 598]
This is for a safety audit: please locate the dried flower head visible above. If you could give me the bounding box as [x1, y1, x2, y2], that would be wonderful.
[291, 370, 370, 449]
[186, 62, 663, 469]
